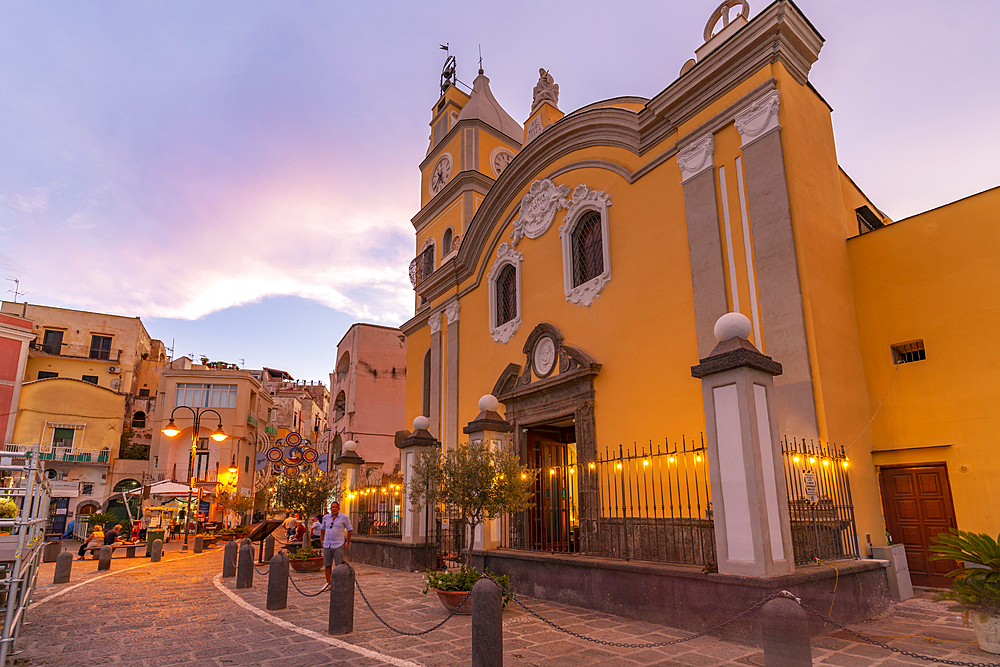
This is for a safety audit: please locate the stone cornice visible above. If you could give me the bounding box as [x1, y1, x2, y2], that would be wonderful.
[419, 117, 523, 173]
[690, 337, 783, 377]
[411, 170, 496, 232]
[641, 0, 822, 133]
[402, 0, 823, 323]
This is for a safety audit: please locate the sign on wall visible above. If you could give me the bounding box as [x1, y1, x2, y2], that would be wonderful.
[259, 432, 328, 478]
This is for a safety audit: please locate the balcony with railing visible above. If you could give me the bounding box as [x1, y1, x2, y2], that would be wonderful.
[3, 443, 110, 465]
[408, 245, 435, 289]
[28, 339, 123, 362]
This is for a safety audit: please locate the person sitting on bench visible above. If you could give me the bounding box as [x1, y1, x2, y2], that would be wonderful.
[78, 524, 104, 560]
[104, 524, 122, 546]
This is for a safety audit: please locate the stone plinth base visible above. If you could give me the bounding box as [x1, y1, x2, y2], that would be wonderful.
[469, 549, 890, 643]
[350, 537, 437, 572]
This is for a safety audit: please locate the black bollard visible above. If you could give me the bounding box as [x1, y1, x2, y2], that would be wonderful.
[53, 551, 73, 584]
[97, 545, 112, 571]
[471, 578, 502, 667]
[761, 594, 813, 667]
[263, 535, 275, 563]
[194, 534, 203, 554]
[151, 539, 163, 563]
[43, 540, 62, 563]
[266, 552, 289, 611]
[236, 542, 254, 589]
[222, 539, 237, 578]
[328, 563, 354, 635]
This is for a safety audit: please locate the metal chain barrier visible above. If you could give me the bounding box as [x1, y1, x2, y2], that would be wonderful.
[287, 571, 327, 598]
[253, 563, 269, 576]
[491, 574, 787, 649]
[349, 564, 472, 636]
[798, 600, 1000, 667]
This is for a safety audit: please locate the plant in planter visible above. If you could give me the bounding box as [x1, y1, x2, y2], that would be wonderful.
[409, 440, 534, 571]
[930, 530, 1000, 654]
[422, 567, 512, 614]
[272, 470, 342, 519]
[287, 545, 324, 572]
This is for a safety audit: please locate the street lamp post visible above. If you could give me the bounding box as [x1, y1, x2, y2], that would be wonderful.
[161, 406, 228, 551]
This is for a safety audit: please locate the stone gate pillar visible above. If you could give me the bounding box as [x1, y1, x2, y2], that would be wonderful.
[463, 395, 513, 553]
[691, 313, 795, 577]
[398, 416, 440, 545]
[335, 441, 364, 519]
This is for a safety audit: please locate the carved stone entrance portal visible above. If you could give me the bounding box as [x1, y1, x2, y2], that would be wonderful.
[492, 323, 601, 552]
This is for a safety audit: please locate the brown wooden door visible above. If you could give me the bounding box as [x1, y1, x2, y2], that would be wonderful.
[879, 465, 957, 587]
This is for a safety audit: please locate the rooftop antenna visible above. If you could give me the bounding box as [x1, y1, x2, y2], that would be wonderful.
[5, 278, 26, 303]
[239, 358, 245, 369]
[167, 338, 175, 361]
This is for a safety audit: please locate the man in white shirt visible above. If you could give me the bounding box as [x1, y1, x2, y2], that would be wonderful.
[319, 501, 352, 592]
[282, 514, 298, 541]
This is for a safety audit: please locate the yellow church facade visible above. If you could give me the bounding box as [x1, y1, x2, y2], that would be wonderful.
[401, 0, 999, 588]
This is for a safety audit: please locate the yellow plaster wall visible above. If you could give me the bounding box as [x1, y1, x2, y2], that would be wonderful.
[436, 150, 706, 451]
[418, 198, 464, 259]
[24, 357, 122, 391]
[847, 186, 1000, 534]
[773, 63, 884, 541]
[13, 379, 124, 450]
[477, 131, 519, 179]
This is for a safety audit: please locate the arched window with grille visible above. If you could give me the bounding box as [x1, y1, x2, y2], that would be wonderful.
[560, 186, 612, 306]
[487, 242, 523, 344]
[495, 265, 517, 326]
[131, 411, 146, 429]
[572, 211, 604, 287]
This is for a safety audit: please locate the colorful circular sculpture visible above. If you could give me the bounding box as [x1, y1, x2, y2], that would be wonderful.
[267, 432, 322, 479]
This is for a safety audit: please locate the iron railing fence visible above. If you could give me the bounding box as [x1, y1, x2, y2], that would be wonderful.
[499, 436, 716, 566]
[350, 481, 403, 539]
[0, 445, 52, 666]
[781, 437, 859, 564]
[434, 507, 467, 569]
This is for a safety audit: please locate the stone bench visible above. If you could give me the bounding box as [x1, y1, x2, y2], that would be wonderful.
[82, 543, 139, 559]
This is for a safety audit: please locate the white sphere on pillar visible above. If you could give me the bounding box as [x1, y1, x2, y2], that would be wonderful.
[714, 312, 752, 341]
[478, 394, 499, 412]
[343, 440, 357, 452]
[413, 415, 430, 431]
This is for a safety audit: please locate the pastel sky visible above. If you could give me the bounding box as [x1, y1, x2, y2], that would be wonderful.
[2, 1, 997, 381]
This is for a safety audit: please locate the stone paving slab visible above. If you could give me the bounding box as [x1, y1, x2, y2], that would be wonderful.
[14, 541, 1000, 666]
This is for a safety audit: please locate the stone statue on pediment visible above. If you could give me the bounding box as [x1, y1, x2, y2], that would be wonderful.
[531, 68, 559, 113]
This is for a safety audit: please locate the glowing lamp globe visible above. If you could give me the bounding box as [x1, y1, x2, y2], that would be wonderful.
[343, 440, 358, 453]
[413, 416, 430, 431]
[478, 394, 499, 412]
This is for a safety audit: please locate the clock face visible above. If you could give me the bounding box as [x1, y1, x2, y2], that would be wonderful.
[429, 154, 453, 196]
[492, 149, 514, 178]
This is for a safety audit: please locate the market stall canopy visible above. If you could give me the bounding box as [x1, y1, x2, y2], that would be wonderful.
[148, 481, 194, 495]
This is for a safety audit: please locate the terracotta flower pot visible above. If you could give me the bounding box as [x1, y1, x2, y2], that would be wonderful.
[433, 588, 473, 615]
[289, 556, 324, 573]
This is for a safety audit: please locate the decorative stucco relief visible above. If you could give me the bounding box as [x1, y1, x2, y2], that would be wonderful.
[511, 179, 570, 247]
[677, 134, 715, 183]
[444, 300, 460, 324]
[734, 90, 781, 146]
[428, 312, 442, 335]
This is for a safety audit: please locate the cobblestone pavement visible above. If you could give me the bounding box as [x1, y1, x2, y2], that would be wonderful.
[16, 542, 1000, 667]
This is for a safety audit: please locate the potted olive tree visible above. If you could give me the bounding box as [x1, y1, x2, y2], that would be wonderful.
[409, 440, 533, 613]
[931, 530, 1000, 654]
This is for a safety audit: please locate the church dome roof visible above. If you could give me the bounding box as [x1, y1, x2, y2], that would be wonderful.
[455, 71, 523, 143]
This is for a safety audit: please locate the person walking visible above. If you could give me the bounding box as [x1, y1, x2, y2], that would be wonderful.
[282, 514, 297, 542]
[319, 501, 352, 593]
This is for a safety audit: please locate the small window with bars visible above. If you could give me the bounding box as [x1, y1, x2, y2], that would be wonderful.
[495, 264, 517, 326]
[892, 340, 925, 364]
[572, 211, 604, 287]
